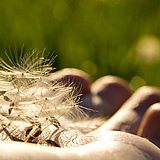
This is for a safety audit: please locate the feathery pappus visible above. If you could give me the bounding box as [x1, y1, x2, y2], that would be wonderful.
[0, 48, 103, 147]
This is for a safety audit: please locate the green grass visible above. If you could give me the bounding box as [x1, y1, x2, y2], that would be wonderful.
[0, 0, 160, 89]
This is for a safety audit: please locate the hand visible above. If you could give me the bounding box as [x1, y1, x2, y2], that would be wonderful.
[0, 68, 160, 160]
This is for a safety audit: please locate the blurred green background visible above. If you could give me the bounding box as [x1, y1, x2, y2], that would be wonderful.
[0, 0, 160, 89]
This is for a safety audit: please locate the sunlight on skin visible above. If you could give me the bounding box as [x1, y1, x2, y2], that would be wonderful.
[0, 64, 160, 160]
[99, 86, 160, 133]
[0, 131, 160, 160]
[138, 103, 160, 147]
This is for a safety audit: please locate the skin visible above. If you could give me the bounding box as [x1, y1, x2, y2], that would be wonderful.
[0, 131, 160, 160]
[49, 68, 92, 96]
[137, 103, 160, 147]
[81, 75, 132, 117]
[99, 86, 160, 133]
[0, 69, 160, 160]
[49, 70, 132, 117]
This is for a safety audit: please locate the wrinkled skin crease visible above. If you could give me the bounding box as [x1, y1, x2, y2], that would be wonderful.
[1, 73, 160, 159]
[0, 131, 160, 160]
[1, 88, 160, 160]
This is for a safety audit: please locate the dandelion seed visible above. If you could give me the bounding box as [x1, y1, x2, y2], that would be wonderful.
[8, 102, 15, 115]
[0, 47, 92, 147]
[24, 122, 42, 143]
[0, 91, 6, 96]
[48, 116, 61, 128]
[3, 95, 12, 102]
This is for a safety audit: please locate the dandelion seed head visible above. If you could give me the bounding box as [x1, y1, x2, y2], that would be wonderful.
[0, 47, 89, 146]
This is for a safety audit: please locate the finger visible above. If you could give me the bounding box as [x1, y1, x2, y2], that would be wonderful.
[137, 103, 160, 147]
[98, 86, 160, 134]
[81, 75, 131, 117]
[0, 131, 160, 160]
[48, 68, 92, 96]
